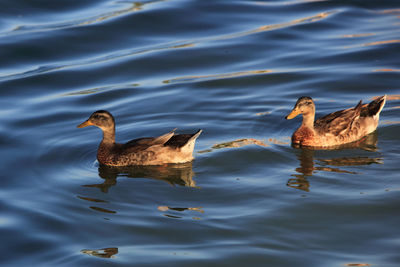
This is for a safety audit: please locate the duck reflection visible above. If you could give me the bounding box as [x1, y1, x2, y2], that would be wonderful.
[288, 132, 383, 191]
[81, 247, 118, 258]
[83, 162, 196, 193]
[158, 206, 204, 220]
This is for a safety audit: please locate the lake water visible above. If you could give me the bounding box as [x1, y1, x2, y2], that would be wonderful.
[1, 0, 399, 266]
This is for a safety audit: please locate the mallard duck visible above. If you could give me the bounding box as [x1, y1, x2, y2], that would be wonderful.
[285, 95, 386, 147]
[77, 110, 202, 166]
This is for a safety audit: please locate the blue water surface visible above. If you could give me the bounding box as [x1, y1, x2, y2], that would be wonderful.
[0, 0, 399, 266]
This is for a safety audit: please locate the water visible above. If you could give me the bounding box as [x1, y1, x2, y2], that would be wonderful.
[0, 0, 399, 266]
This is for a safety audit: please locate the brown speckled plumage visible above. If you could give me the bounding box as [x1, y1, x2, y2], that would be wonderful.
[78, 110, 202, 166]
[285, 96, 386, 147]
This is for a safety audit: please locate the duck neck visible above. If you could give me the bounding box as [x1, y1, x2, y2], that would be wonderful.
[301, 112, 315, 129]
[101, 127, 116, 145]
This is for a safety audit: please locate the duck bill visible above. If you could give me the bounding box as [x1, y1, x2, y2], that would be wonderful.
[285, 108, 300, 120]
[77, 120, 92, 128]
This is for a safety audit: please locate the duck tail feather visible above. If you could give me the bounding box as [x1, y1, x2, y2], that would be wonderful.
[181, 129, 202, 148]
[368, 95, 386, 116]
[176, 129, 202, 154]
[189, 129, 203, 142]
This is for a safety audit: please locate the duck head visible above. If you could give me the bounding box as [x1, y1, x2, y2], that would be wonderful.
[77, 110, 115, 132]
[285, 96, 315, 120]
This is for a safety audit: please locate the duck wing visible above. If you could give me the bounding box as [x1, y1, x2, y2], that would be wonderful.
[315, 100, 362, 136]
[123, 128, 177, 147]
[118, 129, 201, 154]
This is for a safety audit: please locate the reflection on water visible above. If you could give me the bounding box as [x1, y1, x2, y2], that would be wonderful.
[372, 94, 400, 101]
[363, 39, 400, 47]
[4, 1, 160, 37]
[89, 206, 117, 214]
[343, 39, 400, 49]
[163, 69, 273, 84]
[81, 247, 118, 259]
[198, 137, 289, 153]
[158, 206, 204, 220]
[215, 11, 335, 42]
[258, 0, 328, 6]
[341, 33, 375, 38]
[344, 263, 371, 267]
[211, 138, 268, 149]
[77, 196, 108, 203]
[318, 157, 382, 166]
[288, 133, 382, 191]
[83, 162, 196, 193]
[373, 68, 400, 72]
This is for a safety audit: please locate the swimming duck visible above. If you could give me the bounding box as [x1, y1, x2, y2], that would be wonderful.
[285, 95, 386, 147]
[77, 110, 202, 166]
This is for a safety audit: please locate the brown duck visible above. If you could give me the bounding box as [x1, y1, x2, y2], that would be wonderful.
[77, 110, 202, 166]
[285, 95, 386, 147]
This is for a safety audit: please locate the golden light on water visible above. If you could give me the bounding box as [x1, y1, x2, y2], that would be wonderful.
[252, 11, 334, 34]
[382, 121, 400, 125]
[342, 39, 400, 49]
[344, 264, 370, 267]
[372, 94, 400, 101]
[373, 68, 400, 72]
[255, 111, 271, 116]
[377, 8, 400, 14]
[364, 39, 400, 46]
[163, 69, 273, 84]
[255, 0, 328, 6]
[340, 33, 375, 38]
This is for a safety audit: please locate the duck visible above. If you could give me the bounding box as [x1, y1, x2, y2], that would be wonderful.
[285, 95, 386, 147]
[77, 110, 202, 166]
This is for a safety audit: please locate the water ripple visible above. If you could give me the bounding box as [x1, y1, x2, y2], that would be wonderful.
[0, 10, 336, 83]
[0, 1, 165, 38]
